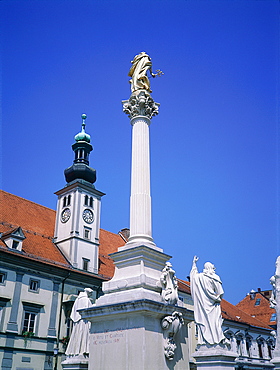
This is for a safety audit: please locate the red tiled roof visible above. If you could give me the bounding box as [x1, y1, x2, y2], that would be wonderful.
[177, 278, 191, 294]
[236, 292, 276, 328]
[178, 278, 270, 329]
[99, 229, 124, 278]
[0, 190, 123, 275]
[221, 299, 271, 329]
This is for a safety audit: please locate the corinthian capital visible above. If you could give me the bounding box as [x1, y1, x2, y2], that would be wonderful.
[122, 91, 160, 120]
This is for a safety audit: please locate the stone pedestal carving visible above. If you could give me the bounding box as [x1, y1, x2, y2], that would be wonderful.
[61, 356, 88, 370]
[193, 345, 238, 370]
[162, 311, 184, 360]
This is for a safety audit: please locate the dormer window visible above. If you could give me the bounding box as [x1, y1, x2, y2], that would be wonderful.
[1, 227, 25, 251]
[12, 240, 19, 249]
[255, 298, 261, 306]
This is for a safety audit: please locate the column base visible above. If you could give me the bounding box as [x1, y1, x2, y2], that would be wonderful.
[98, 245, 171, 305]
[192, 345, 238, 370]
[62, 355, 88, 370]
[120, 235, 163, 252]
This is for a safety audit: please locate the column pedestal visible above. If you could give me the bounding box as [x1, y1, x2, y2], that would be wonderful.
[83, 299, 192, 370]
[61, 356, 88, 370]
[192, 345, 238, 370]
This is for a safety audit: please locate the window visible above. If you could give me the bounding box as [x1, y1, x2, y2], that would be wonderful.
[12, 240, 19, 249]
[29, 279, 40, 292]
[21, 302, 43, 335]
[0, 272, 6, 285]
[270, 313, 277, 322]
[178, 296, 184, 302]
[84, 195, 88, 206]
[82, 258, 90, 271]
[84, 227, 91, 240]
[257, 337, 264, 358]
[0, 298, 9, 331]
[255, 298, 261, 306]
[22, 311, 36, 333]
[245, 336, 252, 357]
[267, 339, 275, 359]
[84, 195, 93, 208]
[63, 195, 71, 207]
[236, 336, 244, 356]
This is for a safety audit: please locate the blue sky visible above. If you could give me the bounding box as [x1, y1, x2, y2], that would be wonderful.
[1, 0, 279, 304]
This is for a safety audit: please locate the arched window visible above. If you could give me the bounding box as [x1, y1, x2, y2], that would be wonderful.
[245, 335, 252, 357]
[257, 337, 265, 358]
[84, 195, 88, 206]
[266, 338, 275, 359]
[89, 197, 93, 208]
[235, 333, 244, 356]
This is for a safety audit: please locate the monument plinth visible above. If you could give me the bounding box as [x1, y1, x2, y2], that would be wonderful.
[81, 52, 192, 369]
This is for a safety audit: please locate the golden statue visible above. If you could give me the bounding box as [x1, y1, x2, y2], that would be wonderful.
[128, 52, 163, 94]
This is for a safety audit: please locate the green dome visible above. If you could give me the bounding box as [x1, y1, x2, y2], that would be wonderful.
[75, 114, 91, 143]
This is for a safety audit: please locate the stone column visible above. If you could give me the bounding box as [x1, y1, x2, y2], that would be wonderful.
[122, 91, 161, 252]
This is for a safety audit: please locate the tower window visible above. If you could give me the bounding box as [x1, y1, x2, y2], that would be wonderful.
[84, 227, 91, 240]
[67, 195, 71, 206]
[89, 197, 93, 208]
[82, 258, 90, 271]
[84, 195, 88, 206]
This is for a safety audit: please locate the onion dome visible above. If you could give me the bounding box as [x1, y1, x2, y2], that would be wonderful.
[74, 114, 91, 143]
[64, 114, 96, 185]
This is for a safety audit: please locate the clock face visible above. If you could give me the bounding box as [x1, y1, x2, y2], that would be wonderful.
[61, 208, 71, 223]
[83, 209, 94, 224]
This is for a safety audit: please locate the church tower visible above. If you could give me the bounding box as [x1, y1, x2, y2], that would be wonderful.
[54, 114, 104, 274]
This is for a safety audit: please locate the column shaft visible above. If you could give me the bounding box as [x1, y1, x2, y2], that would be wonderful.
[130, 116, 152, 239]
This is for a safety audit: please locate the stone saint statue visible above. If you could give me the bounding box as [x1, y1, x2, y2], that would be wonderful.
[65, 288, 93, 358]
[190, 256, 226, 346]
[160, 262, 178, 305]
[128, 52, 156, 93]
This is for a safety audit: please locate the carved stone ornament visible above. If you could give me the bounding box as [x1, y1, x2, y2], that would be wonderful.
[161, 311, 184, 361]
[160, 262, 178, 305]
[122, 91, 160, 120]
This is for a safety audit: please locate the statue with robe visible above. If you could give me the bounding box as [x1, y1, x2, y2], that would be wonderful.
[65, 288, 93, 358]
[190, 256, 226, 346]
[128, 52, 156, 94]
